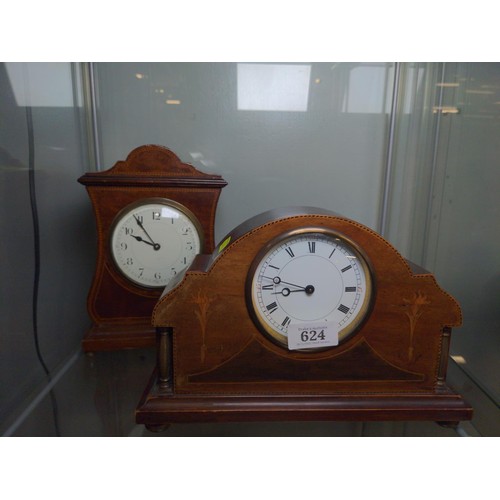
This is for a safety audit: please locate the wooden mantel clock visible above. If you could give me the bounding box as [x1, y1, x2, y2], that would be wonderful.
[136, 207, 473, 428]
[78, 145, 227, 352]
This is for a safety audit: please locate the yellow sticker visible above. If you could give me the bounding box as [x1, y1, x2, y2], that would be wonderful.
[218, 236, 231, 253]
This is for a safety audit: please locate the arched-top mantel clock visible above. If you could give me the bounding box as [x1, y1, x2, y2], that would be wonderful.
[78, 145, 227, 351]
[136, 207, 472, 429]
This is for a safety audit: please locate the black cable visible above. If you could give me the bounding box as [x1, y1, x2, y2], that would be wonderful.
[26, 105, 61, 436]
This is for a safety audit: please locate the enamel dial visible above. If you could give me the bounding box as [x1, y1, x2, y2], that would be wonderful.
[110, 198, 202, 289]
[248, 228, 373, 348]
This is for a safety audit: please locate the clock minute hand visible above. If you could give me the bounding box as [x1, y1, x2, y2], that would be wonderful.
[271, 277, 315, 296]
[278, 279, 307, 290]
[264, 276, 314, 295]
[133, 215, 161, 250]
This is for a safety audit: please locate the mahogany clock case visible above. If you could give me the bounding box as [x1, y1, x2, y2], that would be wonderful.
[78, 145, 227, 351]
[136, 207, 473, 427]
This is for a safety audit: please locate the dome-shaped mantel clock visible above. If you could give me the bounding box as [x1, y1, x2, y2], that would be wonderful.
[136, 207, 472, 428]
[78, 145, 227, 351]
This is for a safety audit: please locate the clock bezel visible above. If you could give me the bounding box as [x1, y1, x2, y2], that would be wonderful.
[109, 197, 204, 290]
[245, 226, 375, 349]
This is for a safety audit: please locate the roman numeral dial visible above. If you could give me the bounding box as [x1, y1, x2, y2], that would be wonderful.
[248, 229, 373, 348]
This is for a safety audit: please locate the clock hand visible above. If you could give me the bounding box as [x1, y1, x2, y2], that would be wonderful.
[279, 279, 307, 289]
[272, 286, 315, 296]
[272, 287, 304, 297]
[264, 276, 315, 295]
[263, 276, 307, 289]
[273, 276, 312, 290]
[129, 234, 156, 247]
[133, 215, 161, 250]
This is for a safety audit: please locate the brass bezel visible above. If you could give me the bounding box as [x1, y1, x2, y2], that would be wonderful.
[109, 197, 204, 290]
[245, 226, 374, 350]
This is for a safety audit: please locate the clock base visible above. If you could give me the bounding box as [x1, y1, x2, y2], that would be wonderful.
[83, 323, 156, 352]
[135, 375, 473, 427]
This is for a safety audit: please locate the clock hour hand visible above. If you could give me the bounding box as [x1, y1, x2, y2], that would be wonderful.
[129, 234, 155, 247]
[265, 276, 315, 296]
[133, 215, 161, 250]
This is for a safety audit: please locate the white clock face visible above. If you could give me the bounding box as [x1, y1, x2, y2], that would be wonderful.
[248, 229, 372, 348]
[110, 199, 202, 289]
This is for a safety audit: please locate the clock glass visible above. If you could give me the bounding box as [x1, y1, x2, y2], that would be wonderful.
[247, 228, 373, 348]
[110, 198, 202, 289]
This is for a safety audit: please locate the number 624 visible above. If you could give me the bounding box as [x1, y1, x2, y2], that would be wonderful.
[300, 329, 325, 342]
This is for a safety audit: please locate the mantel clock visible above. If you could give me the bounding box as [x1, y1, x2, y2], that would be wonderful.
[136, 207, 472, 429]
[78, 145, 227, 351]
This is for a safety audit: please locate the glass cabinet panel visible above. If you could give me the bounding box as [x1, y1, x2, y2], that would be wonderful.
[94, 62, 395, 237]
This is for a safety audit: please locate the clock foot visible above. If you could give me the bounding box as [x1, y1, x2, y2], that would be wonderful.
[436, 420, 460, 429]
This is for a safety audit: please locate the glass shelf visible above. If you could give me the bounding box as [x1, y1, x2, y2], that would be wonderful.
[1, 347, 486, 437]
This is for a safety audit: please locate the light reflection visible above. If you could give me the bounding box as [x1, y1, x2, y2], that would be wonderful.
[432, 106, 460, 114]
[189, 151, 216, 168]
[451, 355, 467, 365]
[237, 63, 311, 112]
[161, 207, 180, 218]
[466, 90, 494, 95]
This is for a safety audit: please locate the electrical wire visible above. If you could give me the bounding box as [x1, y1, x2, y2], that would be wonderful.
[26, 105, 61, 436]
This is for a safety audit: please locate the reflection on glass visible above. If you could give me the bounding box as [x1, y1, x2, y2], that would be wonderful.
[5, 62, 77, 107]
[161, 207, 180, 218]
[425, 62, 500, 404]
[342, 65, 392, 114]
[340, 63, 425, 115]
[237, 63, 311, 112]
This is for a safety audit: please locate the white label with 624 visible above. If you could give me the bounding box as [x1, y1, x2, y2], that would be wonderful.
[287, 323, 339, 350]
